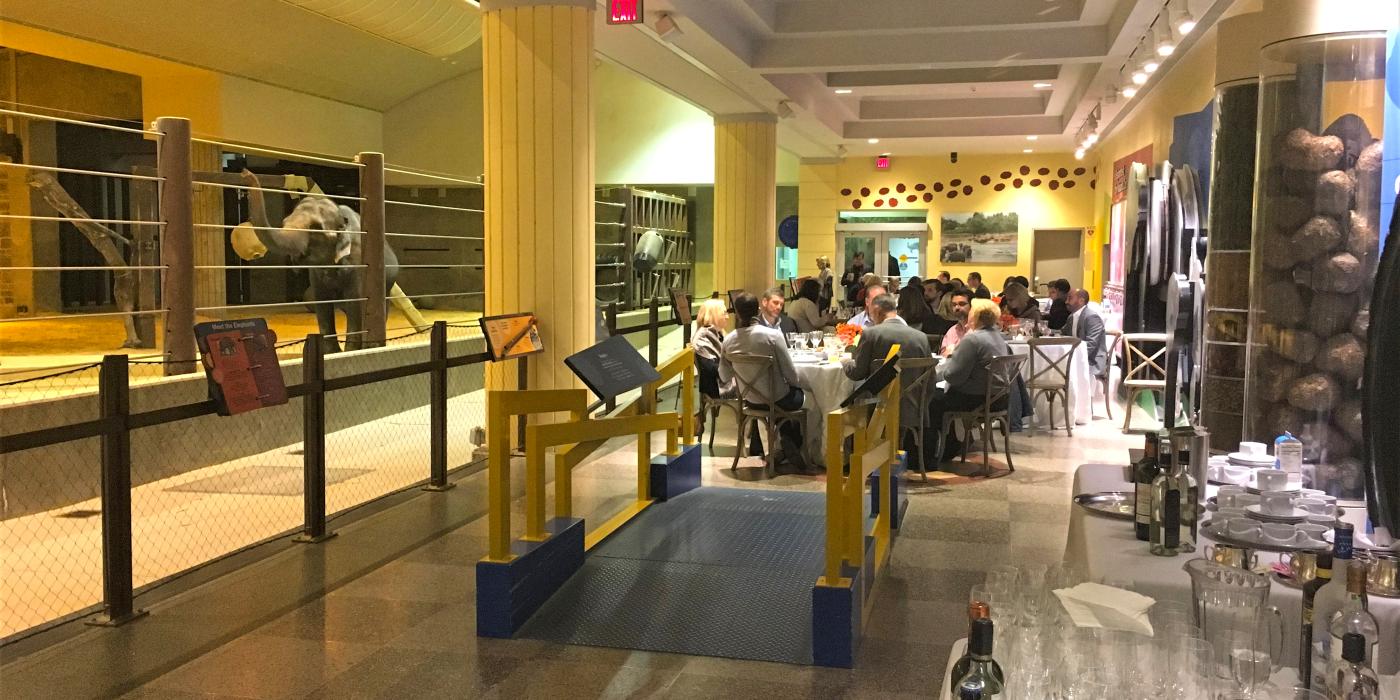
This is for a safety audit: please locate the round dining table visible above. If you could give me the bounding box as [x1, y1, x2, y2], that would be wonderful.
[789, 352, 855, 467]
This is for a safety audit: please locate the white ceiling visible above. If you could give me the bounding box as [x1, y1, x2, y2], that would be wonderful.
[633, 0, 1234, 156]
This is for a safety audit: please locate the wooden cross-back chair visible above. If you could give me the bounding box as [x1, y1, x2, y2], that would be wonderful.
[939, 354, 1027, 477]
[1027, 337, 1082, 437]
[1120, 332, 1169, 432]
[726, 352, 807, 477]
[895, 357, 940, 480]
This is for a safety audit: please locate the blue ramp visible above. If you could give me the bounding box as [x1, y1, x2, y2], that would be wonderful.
[516, 487, 827, 665]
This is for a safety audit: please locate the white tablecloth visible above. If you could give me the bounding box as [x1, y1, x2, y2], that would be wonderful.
[792, 359, 855, 466]
[1008, 341, 1093, 427]
[1065, 463, 1400, 674]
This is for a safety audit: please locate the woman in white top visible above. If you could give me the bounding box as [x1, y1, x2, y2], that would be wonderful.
[815, 256, 834, 310]
[786, 279, 835, 333]
[692, 298, 734, 398]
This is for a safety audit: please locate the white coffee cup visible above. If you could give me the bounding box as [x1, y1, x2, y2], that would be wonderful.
[1261, 490, 1295, 515]
[1234, 494, 1261, 508]
[1217, 506, 1248, 520]
[1255, 468, 1288, 491]
[1240, 441, 1268, 456]
[1228, 519, 1260, 539]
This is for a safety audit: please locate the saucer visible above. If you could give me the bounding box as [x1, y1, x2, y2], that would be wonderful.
[1229, 452, 1276, 466]
[1245, 504, 1309, 523]
[1244, 479, 1302, 495]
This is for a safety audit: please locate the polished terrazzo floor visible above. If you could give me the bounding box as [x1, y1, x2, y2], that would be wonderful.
[3, 404, 1139, 699]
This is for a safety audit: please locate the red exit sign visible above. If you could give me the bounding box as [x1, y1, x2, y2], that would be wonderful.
[607, 0, 643, 24]
[876, 154, 891, 170]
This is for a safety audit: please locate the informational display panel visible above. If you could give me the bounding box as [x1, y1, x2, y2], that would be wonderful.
[727, 289, 745, 312]
[195, 318, 288, 416]
[840, 351, 901, 408]
[670, 288, 692, 327]
[479, 313, 544, 361]
[564, 335, 660, 401]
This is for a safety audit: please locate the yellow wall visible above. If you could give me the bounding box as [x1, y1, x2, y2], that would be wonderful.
[383, 72, 485, 179]
[799, 154, 1097, 283]
[596, 61, 714, 185]
[1089, 27, 1219, 295]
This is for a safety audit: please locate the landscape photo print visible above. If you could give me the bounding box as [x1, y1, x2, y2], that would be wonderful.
[939, 211, 1019, 264]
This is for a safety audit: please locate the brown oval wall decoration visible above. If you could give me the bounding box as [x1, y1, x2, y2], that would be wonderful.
[906, 194, 918, 203]
[1030, 178, 1042, 187]
[841, 188, 852, 196]
[949, 178, 963, 187]
[1057, 168, 1068, 178]
[1013, 178, 1024, 188]
[1019, 165, 1031, 176]
[896, 183, 906, 193]
[1064, 180, 1077, 189]
[1001, 171, 1012, 179]
[1037, 167, 1050, 176]
[961, 185, 973, 195]
[994, 183, 1006, 192]
[1049, 181, 1060, 190]
[888, 197, 899, 207]
[852, 199, 862, 208]
[1090, 179, 1097, 189]
[860, 187, 870, 197]
[980, 175, 991, 185]
[1073, 167, 1086, 176]
[873, 199, 884, 207]
[878, 187, 890, 195]
[933, 182, 945, 192]
[914, 183, 926, 191]
[947, 191, 958, 199]
[923, 192, 934, 202]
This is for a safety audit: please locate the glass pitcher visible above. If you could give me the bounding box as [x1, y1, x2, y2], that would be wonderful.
[1183, 558, 1283, 686]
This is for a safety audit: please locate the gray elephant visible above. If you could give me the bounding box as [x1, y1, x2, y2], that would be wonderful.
[240, 169, 400, 352]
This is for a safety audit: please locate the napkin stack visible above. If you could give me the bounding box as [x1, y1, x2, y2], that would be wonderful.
[1052, 582, 1157, 636]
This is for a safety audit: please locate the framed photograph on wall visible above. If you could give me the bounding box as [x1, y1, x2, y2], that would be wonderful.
[938, 212, 1019, 264]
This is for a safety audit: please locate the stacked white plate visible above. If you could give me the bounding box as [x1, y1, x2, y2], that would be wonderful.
[1228, 451, 1276, 467]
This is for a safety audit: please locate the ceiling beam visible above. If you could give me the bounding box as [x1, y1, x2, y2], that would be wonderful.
[755, 25, 1109, 72]
[826, 65, 1061, 88]
[844, 115, 1065, 139]
[859, 96, 1047, 120]
[773, 0, 1085, 35]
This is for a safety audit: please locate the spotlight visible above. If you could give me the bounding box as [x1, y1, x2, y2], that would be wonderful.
[1085, 132, 1099, 145]
[1156, 27, 1176, 57]
[1173, 2, 1196, 36]
[1033, 82, 1053, 89]
[1074, 149, 1085, 160]
[867, 138, 880, 144]
[1131, 70, 1148, 85]
[834, 89, 853, 95]
[1122, 85, 1138, 98]
[1143, 56, 1160, 74]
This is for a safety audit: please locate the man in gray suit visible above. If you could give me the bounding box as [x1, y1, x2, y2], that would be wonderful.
[844, 293, 933, 446]
[1067, 289, 1108, 378]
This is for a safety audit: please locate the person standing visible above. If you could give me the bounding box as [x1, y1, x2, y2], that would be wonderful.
[815, 256, 834, 311]
[1068, 288, 1108, 378]
[897, 276, 932, 329]
[841, 252, 868, 303]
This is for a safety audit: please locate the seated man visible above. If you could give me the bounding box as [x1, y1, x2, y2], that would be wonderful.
[930, 298, 1012, 458]
[757, 286, 799, 335]
[1045, 279, 1071, 331]
[1068, 288, 1108, 378]
[846, 284, 887, 328]
[939, 289, 973, 355]
[719, 292, 810, 472]
[843, 293, 933, 461]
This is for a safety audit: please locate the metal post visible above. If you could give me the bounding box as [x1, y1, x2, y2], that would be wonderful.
[156, 117, 196, 376]
[296, 335, 335, 542]
[357, 152, 387, 348]
[682, 302, 692, 347]
[647, 296, 659, 366]
[516, 355, 529, 448]
[424, 321, 454, 491]
[88, 355, 146, 627]
[605, 302, 618, 413]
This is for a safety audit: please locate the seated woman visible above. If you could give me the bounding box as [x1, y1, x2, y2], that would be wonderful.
[1000, 282, 1042, 323]
[929, 298, 1012, 462]
[787, 278, 834, 333]
[896, 276, 932, 330]
[692, 298, 735, 399]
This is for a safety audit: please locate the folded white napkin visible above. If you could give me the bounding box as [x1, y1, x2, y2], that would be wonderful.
[1053, 583, 1157, 636]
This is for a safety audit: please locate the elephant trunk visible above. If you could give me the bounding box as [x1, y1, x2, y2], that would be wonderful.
[240, 169, 307, 258]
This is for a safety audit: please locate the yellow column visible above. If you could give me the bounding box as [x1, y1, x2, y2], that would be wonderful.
[797, 158, 842, 277]
[481, 0, 594, 392]
[713, 115, 777, 295]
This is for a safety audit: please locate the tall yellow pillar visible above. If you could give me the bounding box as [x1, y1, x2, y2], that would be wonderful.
[713, 115, 777, 296]
[797, 158, 842, 278]
[481, 0, 594, 391]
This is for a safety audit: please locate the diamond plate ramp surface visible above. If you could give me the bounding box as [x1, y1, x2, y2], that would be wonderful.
[516, 487, 827, 665]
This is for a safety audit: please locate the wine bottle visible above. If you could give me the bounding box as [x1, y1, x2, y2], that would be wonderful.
[1332, 632, 1381, 699]
[1149, 440, 1195, 556]
[953, 618, 1004, 699]
[1133, 434, 1162, 541]
[1299, 552, 1332, 689]
[948, 602, 992, 694]
[1327, 562, 1379, 680]
[1311, 524, 1354, 691]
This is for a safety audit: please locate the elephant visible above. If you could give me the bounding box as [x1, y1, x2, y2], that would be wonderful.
[239, 169, 400, 352]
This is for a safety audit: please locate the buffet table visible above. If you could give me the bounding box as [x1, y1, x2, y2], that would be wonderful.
[1065, 463, 1400, 674]
[1007, 340, 1093, 427]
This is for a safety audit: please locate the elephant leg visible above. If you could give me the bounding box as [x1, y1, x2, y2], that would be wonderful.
[313, 296, 342, 353]
[343, 297, 365, 351]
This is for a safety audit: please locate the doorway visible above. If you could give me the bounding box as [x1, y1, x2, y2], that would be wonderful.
[835, 224, 928, 287]
[1032, 228, 1084, 294]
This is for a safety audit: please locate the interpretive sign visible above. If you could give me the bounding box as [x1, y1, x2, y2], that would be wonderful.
[840, 351, 900, 408]
[727, 288, 745, 312]
[480, 313, 544, 361]
[195, 318, 288, 416]
[564, 335, 660, 401]
[670, 288, 692, 327]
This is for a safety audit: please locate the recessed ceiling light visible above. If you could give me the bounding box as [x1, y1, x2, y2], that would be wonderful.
[1023, 148, 1034, 153]
[867, 138, 880, 144]
[1032, 82, 1053, 89]
[1122, 85, 1139, 98]
[1026, 135, 1038, 141]
[834, 89, 853, 95]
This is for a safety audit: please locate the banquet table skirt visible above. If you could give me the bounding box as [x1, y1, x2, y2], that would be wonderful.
[1008, 341, 1092, 427]
[1065, 463, 1400, 674]
[791, 360, 855, 466]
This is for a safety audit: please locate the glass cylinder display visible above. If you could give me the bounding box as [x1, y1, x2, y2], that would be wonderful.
[1245, 32, 1388, 501]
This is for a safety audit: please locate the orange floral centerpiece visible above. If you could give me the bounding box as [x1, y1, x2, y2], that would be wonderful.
[835, 323, 862, 346]
[1000, 313, 1019, 332]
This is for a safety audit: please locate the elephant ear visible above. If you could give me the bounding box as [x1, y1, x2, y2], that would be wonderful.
[333, 205, 362, 264]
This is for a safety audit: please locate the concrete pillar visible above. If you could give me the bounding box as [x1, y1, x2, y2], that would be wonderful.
[712, 115, 777, 296]
[481, 0, 594, 391]
[797, 158, 842, 278]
